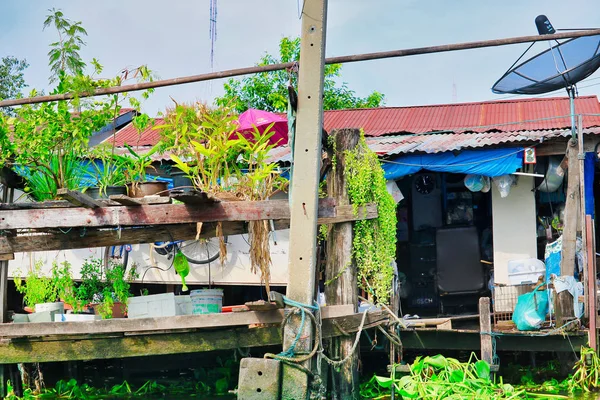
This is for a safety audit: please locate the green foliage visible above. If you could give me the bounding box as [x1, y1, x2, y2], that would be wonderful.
[362, 354, 526, 399]
[23, 149, 87, 201]
[0, 14, 155, 202]
[158, 102, 285, 197]
[5, 356, 239, 398]
[85, 145, 128, 195]
[344, 131, 396, 304]
[73, 258, 135, 319]
[121, 143, 159, 184]
[158, 102, 243, 193]
[363, 349, 600, 399]
[0, 56, 29, 115]
[44, 8, 88, 82]
[215, 36, 385, 113]
[14, 261, 75, 309]
[157, 101, 285, 289]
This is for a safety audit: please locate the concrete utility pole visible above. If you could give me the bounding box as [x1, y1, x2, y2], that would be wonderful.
[282, 0, 328, 398]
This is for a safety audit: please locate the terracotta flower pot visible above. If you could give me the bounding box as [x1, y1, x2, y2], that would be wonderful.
[126, 181, 169, 198]
[89, 302, 127, 319]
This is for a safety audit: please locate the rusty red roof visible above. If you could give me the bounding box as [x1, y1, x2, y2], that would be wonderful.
[109, 118, 165, 147]
[107, 95, 600, 148]
[323, 95, 600, 136]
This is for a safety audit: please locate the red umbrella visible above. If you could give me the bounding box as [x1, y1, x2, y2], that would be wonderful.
[235, 109, 288, 146]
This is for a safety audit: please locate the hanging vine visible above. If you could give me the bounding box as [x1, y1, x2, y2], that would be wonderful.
[344, 131, 397, 304]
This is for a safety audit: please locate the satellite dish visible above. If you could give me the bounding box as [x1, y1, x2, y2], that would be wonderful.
[492, 34, 600, 95]
[492, 16, 600, 137]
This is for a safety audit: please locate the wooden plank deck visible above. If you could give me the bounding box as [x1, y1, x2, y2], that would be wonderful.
[0, 308, 390, 364]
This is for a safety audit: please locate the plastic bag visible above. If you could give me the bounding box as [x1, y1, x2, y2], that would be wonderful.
[481, 176, 491, 193]
[493, 175, 514, 198]
[464, 174, 485, 192]
[512, 283, 548, 331]
[544, 235, 584, 281]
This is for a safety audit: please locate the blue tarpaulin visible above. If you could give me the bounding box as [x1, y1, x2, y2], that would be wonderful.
[382, 148, 524, 180]
[584, 152, 595, 217]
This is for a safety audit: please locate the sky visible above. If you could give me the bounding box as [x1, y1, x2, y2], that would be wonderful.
[2, 0, 600, 116]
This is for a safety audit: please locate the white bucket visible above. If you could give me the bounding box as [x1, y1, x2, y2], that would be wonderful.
[190, 289, 223, 314]
[35, 301, 64, 314]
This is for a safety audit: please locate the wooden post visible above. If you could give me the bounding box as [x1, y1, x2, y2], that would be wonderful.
[281, 0, 328, 399]
[324, 129, 360, 399]
[557, 139, 579, 327]
[578, 116, 589, 322]
[479, 297, 493, 365]
[0, 186, 9, 397]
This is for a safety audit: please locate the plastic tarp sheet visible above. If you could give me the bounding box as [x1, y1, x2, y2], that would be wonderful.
[382, 148, 524, 180]
[585, 152, 595, 217]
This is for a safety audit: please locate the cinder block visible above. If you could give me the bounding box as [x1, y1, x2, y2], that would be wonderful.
[237, 358, 281, 400]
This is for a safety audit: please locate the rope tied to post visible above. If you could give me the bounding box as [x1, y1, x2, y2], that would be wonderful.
[264, 296, 320, 363]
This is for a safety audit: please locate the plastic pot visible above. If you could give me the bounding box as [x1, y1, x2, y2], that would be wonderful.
[85, 186, 127, 200]
[171, 170, 194, 192]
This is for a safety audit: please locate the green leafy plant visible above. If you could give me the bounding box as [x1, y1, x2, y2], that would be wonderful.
[85, 145, 128, 196]
[122, 143, 159, 185]
[158, 102, 243, 194]
[21, 149, 87, 201]
[14, 260, 75, 310]
[73, 258, 135, 319]
[344, 131, 397, 304]
[157, 102, 286, 291]
[44, 8, 88, 82]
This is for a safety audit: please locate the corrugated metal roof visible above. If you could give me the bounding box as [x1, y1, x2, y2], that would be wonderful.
[323, 96, 600, 136]
[109, 118, 165, 147]
[107, 95, 600, 148]
[266, 127, 600, 163]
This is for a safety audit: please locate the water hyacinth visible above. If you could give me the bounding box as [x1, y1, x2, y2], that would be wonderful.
[360, 353, 583, 399]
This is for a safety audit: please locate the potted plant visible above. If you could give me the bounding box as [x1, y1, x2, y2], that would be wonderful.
[84, 145, 128, 199]
[14, 260, 76, 316]
[122, 144, 168, 198]
[156, 102, 285, 291]
[74, 258, 136, 319]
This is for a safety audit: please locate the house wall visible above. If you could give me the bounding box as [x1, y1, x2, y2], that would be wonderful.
[7, 232, 290, 286]
[492, 176, 538, 285]
[6, 190, 290, 286]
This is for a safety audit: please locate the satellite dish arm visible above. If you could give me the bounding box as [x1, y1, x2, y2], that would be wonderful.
[536, 15, 556, 35]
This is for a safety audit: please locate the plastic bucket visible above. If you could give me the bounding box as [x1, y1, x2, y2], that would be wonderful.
[190, 289, 223, 314]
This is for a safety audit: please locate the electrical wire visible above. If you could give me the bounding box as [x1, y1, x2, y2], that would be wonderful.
[140, 227, 176, 288]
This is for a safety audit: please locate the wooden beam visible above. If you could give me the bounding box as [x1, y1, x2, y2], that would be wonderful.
[57, 189, 103, 208]
[557, 140, 579, 326]
[109, 195, 172, 206]
[0, 310, 388, 364]
[0, 204, 376, 255]
[0, 305, 354, 338]
[0, 199, 337, 230]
